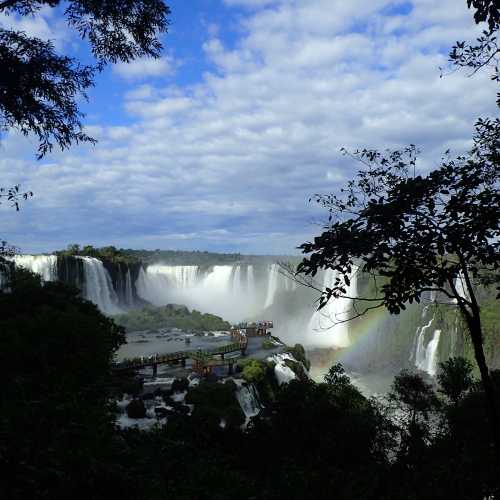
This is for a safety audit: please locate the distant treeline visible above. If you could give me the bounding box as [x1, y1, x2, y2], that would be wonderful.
[54, 244, 298, 266]
[55, 244, 140, 265]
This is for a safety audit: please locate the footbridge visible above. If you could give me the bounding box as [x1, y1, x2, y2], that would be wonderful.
[113, 338, 248, 376]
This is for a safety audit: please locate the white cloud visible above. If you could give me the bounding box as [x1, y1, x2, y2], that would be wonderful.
[0, 0, 496, 254]
[113, 56, 175, 80]
[0, 6, 71, 49]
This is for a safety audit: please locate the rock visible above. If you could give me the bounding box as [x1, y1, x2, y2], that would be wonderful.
[171, 378, 189, 393]
[126, 399, 147, 419]
[154, 406, 173, 418]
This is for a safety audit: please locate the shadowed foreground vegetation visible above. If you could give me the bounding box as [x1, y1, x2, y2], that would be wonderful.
[1, 270, 499, 500]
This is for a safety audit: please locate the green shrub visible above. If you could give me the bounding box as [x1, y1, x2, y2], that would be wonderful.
[242, 359, 266, 383]
[113, 304, 231, 332]
[262, 338, 275, 349]
[288, 343, 311, 370]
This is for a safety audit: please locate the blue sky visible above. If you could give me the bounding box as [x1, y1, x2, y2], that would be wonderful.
[0, 0, 496, 254]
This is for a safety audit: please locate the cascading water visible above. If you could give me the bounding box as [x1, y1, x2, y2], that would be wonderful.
[232, 266, 244, 297]
[78, 256, 122, 315]
[454, 273, 469, 302]
[10, 255, 58, 282]
[235, 382, 261, 425]
[423, 329, 441, 376]
[136, 264, 265, 322]
[264, 264, 279, 309]
[410, 291, 443, 376]
[125, 269, 134, 307]
[247, 265, 255, 293]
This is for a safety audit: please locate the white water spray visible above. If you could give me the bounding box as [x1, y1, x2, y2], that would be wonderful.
[306, 268, 357, 349]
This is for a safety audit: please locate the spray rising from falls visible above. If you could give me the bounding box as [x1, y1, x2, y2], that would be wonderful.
[306, 268, 357, 349]
[136, 264, 269, 323]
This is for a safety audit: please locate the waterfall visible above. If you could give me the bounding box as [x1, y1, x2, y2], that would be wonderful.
[306, 268, 357, 348]
[413, 316, 435, 369]
[78, 256, 122, 315]
[136, 264, 258, 322]
[235, 383, 261, 425]
[125, 269, 134, 307]
[247, 265, 255, 293]
[454, 273, 469, 302]
[411, 291, 442, 376]
[232, 265, 244, 296]
[415, 327, 442, 376]
[425, 330, 441, 376]
[202, 266, 233, 291]
[264, 264, 279, 309]
[148, 265, 199, 288]
[9, 255, 58, 282]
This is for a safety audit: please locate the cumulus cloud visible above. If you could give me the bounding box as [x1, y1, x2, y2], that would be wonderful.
[0, 0, 496, 254]
[113, 56, 175, 80]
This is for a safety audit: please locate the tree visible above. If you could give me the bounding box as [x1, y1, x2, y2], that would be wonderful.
[324, 362, 351, 387]
[0, 184, 33, 256]
[437, 357, 475, 404]
[0, 268, 126, 498]
[450, 1, 500, 104]
[297, 132, 500, 453]
[0, 0, 171, 158]
[297, 0, 500, 456]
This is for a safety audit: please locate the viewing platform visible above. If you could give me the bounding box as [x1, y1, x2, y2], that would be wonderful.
[113, 320, 274, 377]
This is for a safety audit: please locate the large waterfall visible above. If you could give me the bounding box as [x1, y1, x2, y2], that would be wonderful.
[5, 253, 481, 378]
[135, 263, 300, 323]
[137, 264, 264, 322]
[10, 255, 58, 282]
[6, 254, 122, 315]
[78, 257, 122, 315]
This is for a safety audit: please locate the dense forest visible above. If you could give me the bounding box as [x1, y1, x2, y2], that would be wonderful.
[113, 304, 231, 332]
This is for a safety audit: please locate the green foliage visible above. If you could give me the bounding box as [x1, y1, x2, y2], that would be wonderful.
[55, 244, 140, 265]
[114, 303, 231, 332]
[287, 343, 311, 370]
[0, 1, 171, 158]
[390, 370, 440, 420]
[437, 357, 475, 403]
[0, 268, 126, 498]
[240, 359, 266, 383]
[120, 248, 294, 266]
[261, 338, 275, 349]
[324, 362, 351, 387]
[186, 380, 244, 429]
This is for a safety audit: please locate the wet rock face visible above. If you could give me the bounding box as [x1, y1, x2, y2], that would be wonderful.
[101, 260, 143, 305]
[284, 358, 309, 382]
[56, 255, 85, 289]
[55, 255, 143, 308]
